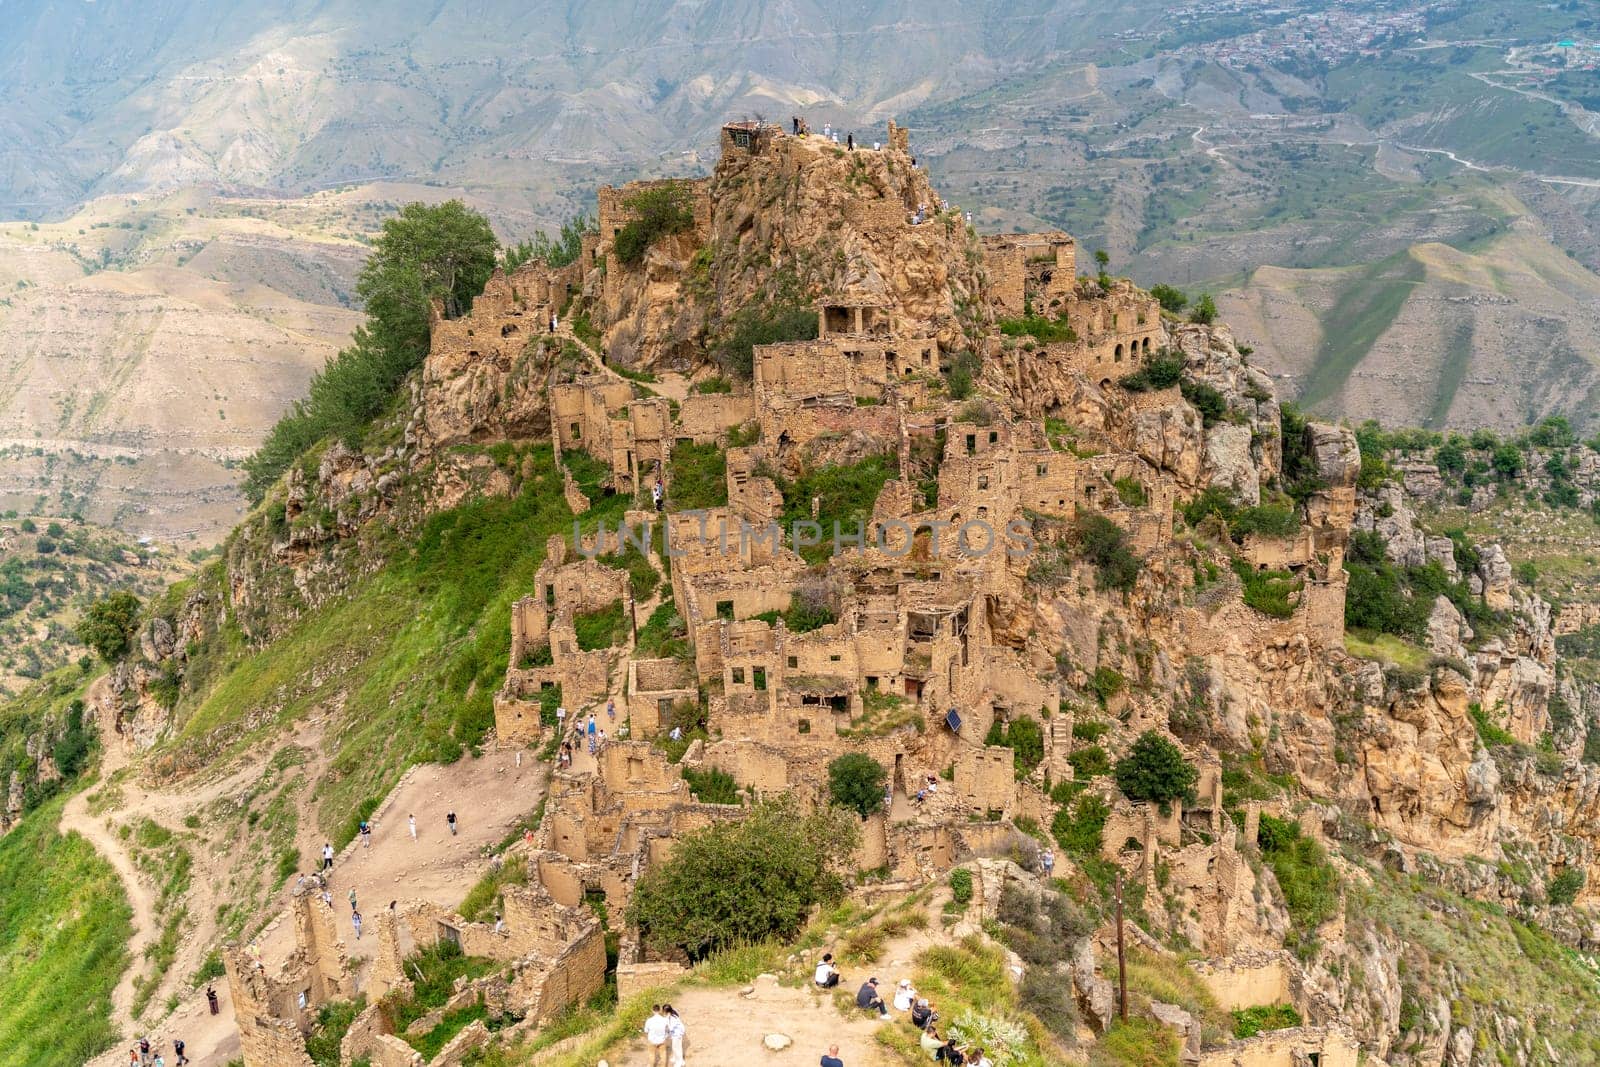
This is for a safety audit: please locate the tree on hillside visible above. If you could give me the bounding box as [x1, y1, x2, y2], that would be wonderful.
[626, 797, 859, 959]
[828, 752, 887, 817]
[503, 212, 593, 271]
[1188, 293, 1217, 325]
[77, 591, 141, 663]
[1113, 730, 1197, 814]
[1149, 284, 1188, 313]
[243, 200, 498, 502]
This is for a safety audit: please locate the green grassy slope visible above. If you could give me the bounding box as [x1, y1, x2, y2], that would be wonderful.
[0, 795, 132, 1066]
[159, 444, 629, 848]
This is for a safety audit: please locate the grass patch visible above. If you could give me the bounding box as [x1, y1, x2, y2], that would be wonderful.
[458, 857, 530, 923]
[0, 796, 132, 1066]
[573, 599, 627, 652]
[668, 441, 728, 510]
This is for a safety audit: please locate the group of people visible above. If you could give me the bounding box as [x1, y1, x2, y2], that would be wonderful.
[641, 1002, 688, 1065]
[128, 1036, 188, 1066]
[814, 954, 992, 1065]
[790, 115, 881, 153]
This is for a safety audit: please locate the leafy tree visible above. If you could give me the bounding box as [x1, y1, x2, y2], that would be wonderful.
[1093, 249, 1111, 270]
[614, 182, 696, 265]
[243, 201, 498, 502]
[828, 752, 887, 817]
[77, 591, 141, 663]
[626, 798, 858, 959]
[503, 212, 592, 271]
[1149, 284, 1188, 313]
[1434, 437, 1467, 475]
[1491, 443, 1524, 480]
[1528, 416, 1576, 449]
[1188, 293, 1217, 325]
[1075, 513, 1140, 593]
[713, 296, 818, 379]
[1113, 731, 1197, 813]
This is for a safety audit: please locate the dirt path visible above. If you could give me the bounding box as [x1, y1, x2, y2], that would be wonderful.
[260, 752, 548, 968]
[70, 731, 548, 1067]
[605, 975, 899, 1067]
[59, 740, 155, 1043]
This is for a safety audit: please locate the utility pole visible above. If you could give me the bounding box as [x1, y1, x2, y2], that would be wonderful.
[1115, 869, 1128, 1023]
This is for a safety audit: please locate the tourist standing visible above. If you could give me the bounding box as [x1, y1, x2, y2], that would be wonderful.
[321, 842, 334, 871]
[206, 986, 219, 1015]
[409, 813, 417, 841]
[447, 810, 458, 836]
[666, 1004, 686, 1066]
[643, 1004, 670, 1067]
[173, 1039, 188, 1066]
[352, 909, 363, 940]
[349, 888, 358, 911]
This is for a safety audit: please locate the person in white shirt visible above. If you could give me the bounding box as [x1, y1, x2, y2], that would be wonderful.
[643, 1004, 670, 1067]
[814, 952, 841, 988]
[892, 978, 916, 1012]
[970, 1050, 993, 1067]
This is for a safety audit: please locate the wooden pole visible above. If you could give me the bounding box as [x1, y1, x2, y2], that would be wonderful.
[1115, 869, 1127, 1023]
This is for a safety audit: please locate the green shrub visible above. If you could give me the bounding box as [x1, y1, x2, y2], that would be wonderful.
[945, 350, 982, 400]
[1052, 794, 1109, 856]
[1180, 378, 1227, 427]
[1549, 867, 1585, 906]
[985, 716, 1046, 778]
[1119, 351, 1184, 392]
[502, 213, 592, 270]
[1468, 703, 1517, 747]
[682, 767, 741, 805]
[1234, 560, 1302, 619]
[1256, 813, 1338, 944]
[1230, 502, 1301, 540]
[1068, 745, 1111, 780]
[1232, 1003, 1301, 1039]
[1113, 731, 1197, 813]
[306, 998, 367, 1066]
[1092, 666, 1125, 706]
[613, 182, 696, 265]
[949, 867, 974, 905]
[693, 375, 733, 394]
[626, 798, 858, 960]
[827, 753, 887, 817]
[998, 314, 1077, 343]
[1188, 293, 1217, 325]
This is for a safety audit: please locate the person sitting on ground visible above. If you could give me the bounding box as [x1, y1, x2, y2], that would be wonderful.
[814, 952, 842, 988]
[919, 1024, 943, 1060]
[910, 998, 935, 1030]
[855, 977, 889, 1018]
[820, 1043, 845, 1067]
[892, 978, 916, 1012]
[968, 1048, 993, 1067]
[935, 1036, 965, 1064]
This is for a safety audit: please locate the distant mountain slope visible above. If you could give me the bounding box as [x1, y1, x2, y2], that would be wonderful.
[0, 0, 1135, 216]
